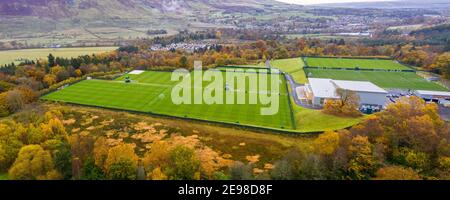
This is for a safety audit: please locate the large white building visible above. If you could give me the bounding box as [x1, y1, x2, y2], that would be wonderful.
[304, 78, 388, 107]
[415, 90, 450, 101]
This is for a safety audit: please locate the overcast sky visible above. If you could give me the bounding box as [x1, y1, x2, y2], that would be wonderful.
[276, 0, 395, 5]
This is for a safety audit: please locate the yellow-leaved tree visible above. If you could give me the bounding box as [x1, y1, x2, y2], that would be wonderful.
[313, 131, 340, 156]
[8, 145, 60, 180]
[375, 166, 421, 180]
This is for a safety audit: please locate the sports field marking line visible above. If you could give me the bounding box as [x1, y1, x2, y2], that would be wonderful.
[141, 86, 289, 112]
[86, 80, 287, 95]
[171, 85, 288, 95]
[110, 80, 174, 87]
[141, 82, 176, 112]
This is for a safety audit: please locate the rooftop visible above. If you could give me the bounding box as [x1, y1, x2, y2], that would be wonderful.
[308, 78, 339, 98]
[332, 80, 388, 94]
[308, 78, 387, 99]
[416, 90, 450, 97]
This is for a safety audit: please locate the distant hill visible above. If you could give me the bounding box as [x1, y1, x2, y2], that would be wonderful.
[313, 0, 450, 9]
[0, 0, 303, 47]
[0, 0, 290, 19]
[410, 24, 450, 47]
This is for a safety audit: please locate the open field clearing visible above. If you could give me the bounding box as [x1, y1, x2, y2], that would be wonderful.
[304, 57, 411, 70]
[0, 47, 118, 65]
[37, 104, 316, 169]
[305, 69, 448, 91]
[42, 70, 295, 131]
[271, 58, 308, 84]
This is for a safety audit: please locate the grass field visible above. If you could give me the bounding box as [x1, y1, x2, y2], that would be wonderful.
[0, 47, 118, 66]
[304, 57, 411, 70]
[42, 70, 295, 130]
[305, 69, 449, 91]
[293, 105, 364, 133]
[0, 173, 7, 180]
[271, 58, 308, 84]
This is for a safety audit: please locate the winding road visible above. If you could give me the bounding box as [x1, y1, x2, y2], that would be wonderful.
[279, 69, 322, 110]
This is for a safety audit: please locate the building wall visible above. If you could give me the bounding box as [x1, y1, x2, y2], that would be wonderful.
[417, 94, 450, 101]
[312, 96, 322, 106]
[311, 92, 386, 107]
[357, 92, 387, 106]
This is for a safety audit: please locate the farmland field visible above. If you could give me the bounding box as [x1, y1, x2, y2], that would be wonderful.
[42, 70, 295, 131]
[0, 47, 118, 66]
[305, 69, 449, 91]
[304, 57, 411, 70]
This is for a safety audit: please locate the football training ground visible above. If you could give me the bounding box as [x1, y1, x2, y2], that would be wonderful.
[304, 57, 411, 70]
[42, 70, 296, 131]
[305, 69, 449, 91]
[302, 57, 448, 91]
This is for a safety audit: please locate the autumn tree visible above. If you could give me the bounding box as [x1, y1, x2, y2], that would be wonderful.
[273, 46, 289, 59]
[378, 97, 444, 156]
[0, 121, 24, 171]
[17, 86, 37, 104]
[0, 144, 6, 167]
[392, 148, 430, 172]
[108, 159, 137, 180]
[166, 146, 200, 180]
[53, 140, 72, 180]
[400, 50, 429, 67]
[81, 157, 105, 180]
[40, 118, 67, 140]
[298, 154, 328, 180]
[43, 74, 57, 87]
[50, 66, 70, 82]
[255, 40, 268, 59]
[104, 144, 139, 179]
[271, 149, 304, 180]
[0, 94, 9, 117]
[323, 88, 361, 117]
[229, 161, 253, 180]
[4, 90, 25, 113]
[345, 96, 449, 179]
[69, 134, 94, 163]
[93, 137, 110, 170]
[178, 56, 188, 68]
[74, 69, 83, 77]
[375, 166, 421, 180]
[432, 52, 450, 78]
[142, 141, 172, 172]
[148, 167, 168, 180]
[347, 136, 378, 180]
[8, 145, 60, 180]
[313, 131, 340, 156]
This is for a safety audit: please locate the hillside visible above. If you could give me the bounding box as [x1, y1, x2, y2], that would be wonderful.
[410, 24, 450, 46]
[314, 0, 450, 9]
[0, 0, 290, 19]
[0, 0, 300, 47]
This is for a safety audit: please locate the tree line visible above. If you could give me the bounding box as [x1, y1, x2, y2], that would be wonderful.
[1, 96, 448, 180]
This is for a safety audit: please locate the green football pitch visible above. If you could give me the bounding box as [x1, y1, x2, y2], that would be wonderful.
[305, 69, 449, 91]
[42, 70, 295, 130]
[304, 57, 411, 70]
